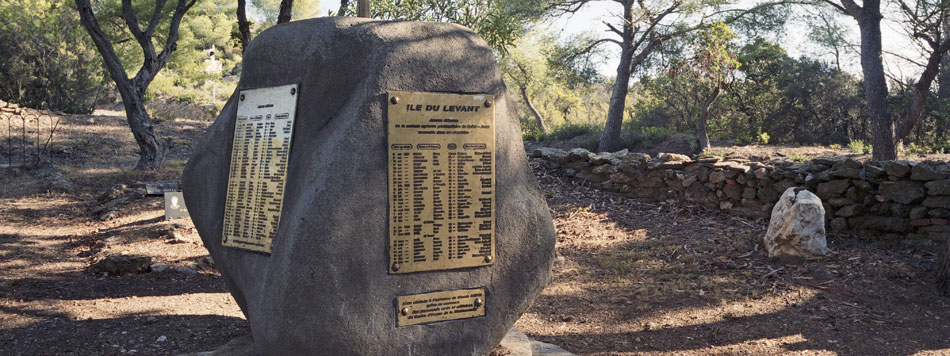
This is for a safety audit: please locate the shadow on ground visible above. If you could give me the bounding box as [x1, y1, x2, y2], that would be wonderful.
[0, 312, 246, 356]
[521, 161, 950, 355]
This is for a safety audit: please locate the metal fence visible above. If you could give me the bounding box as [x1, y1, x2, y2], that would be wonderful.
[0, 109, 60, 168]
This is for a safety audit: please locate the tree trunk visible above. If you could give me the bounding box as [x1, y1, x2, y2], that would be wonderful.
[852, 1, 897, 160]
[939, 18, 950, 141]
[939, 240, 950, 296]
[520, 86, 546, 133]
[120, 87, 167, 170]
[598, 2, 634, 153]
[237, 0, 251, 52]
[277, 0, 295, 23]
[697, 84, 721, 152]
[599, 50, 632, 152]
[75, 0, 192, 170]
[896, 46, 945, 144]
[938, 51, 950, 140]
[337, 0, 350, 16]
[357, 0, 370, 17]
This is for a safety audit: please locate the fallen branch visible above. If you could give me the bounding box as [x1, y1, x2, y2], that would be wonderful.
[795, 280, 874, 304]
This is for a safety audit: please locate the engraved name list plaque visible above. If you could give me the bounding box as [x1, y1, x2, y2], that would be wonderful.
[222, 84, 298, 253]
[387, 91, 495, 274]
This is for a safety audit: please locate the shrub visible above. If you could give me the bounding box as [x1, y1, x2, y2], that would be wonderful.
[847, 139, 872, 154]
[907, 142, 931, 155]
[522, 125, 545, 142]
[623, 126, 673, 148]
[934, 136, 950, 154]
[640, 126, 673, 144]
[546, 122, 601, 141]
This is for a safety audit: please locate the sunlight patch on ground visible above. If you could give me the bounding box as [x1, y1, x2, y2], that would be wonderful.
[40, 292, 244, 321]
[647, 292, 819, 331]
[702, 334, 835, 356]
[542, 282, 588, 297]
[71, 167, 123, 175]
[0, 292, 244, 333]
[92, 109, 126, 117]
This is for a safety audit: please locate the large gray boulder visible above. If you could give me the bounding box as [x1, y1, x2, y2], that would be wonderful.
[182, 18, 556, 356]
[763, 188, 828, 258]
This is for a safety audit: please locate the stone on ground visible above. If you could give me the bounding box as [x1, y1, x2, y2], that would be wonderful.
[764, 188, 828, 258]
[93, 255, 152, 275]
[183, 18, 556, 356]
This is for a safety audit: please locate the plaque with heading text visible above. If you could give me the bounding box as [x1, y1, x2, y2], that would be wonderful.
[396, 288, 486, 326]
[222, 84, 298, 253]
[387, 91, 495, 274]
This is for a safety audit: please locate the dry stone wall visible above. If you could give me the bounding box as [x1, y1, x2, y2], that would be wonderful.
[532, 147, 950, 242]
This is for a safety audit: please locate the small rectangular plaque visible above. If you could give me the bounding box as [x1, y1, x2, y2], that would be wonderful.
[146, 182, 180, 196]
[164, 192, 189, 221]
[387, 91, 495, 274]
[221, 84, 298, 253]
[396, 288, 485, 326]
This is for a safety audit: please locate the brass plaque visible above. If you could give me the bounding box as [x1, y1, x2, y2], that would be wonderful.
[396, 288, 486, 326]
[387, 91, 495, 273]
[222, 84, 299, 253]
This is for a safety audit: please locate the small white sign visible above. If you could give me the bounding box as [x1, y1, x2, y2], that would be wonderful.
[164, 192, 189, 221]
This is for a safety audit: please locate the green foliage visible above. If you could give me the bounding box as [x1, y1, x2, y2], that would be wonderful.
[933, 135, 950, 154]
[702, 148, 727, 158]
[906, 142, 931, 155]
[251, 0, 320, 27]
[546, 122, 601, 141]
[788, 150, 808, 162]
[156, 0, 243, 106]
[635, 126, 673, 147]
[829, 143, 842, 149]
[0, 0, 104, 113]
[500, 30, 612, 141]
[74, 0, 244, 108]
[632, 37, 867, 147]
[522, 125, 545, 141]
[848, 139, 872, 154]
[631, 23, 738, 144]
[545, 33, 604, 88]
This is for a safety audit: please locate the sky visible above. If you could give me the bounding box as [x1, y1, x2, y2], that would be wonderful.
[316, 1, 929, 80]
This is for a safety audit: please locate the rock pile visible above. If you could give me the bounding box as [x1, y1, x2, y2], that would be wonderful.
[533, 147, 950, 242]
[0, 99, 19, 113]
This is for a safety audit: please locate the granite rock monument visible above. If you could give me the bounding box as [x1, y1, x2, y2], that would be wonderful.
[182, 17, 556, 355]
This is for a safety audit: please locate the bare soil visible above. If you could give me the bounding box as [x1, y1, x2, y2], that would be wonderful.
[1, 111, 244, 355]
[517, 160, 950, 355]
[1, 112, 949, 355]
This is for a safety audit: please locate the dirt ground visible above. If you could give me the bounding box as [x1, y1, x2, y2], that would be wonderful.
[1, 111, 949, 355]
[518, 163, 950, 355]
[703, 144, 950, 164]
[526, 137, 950, 163]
